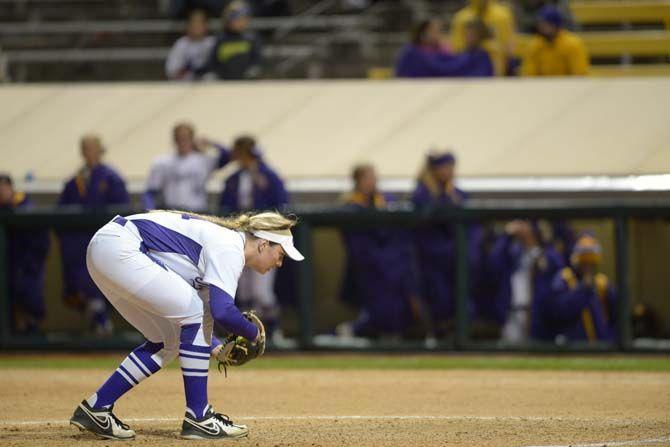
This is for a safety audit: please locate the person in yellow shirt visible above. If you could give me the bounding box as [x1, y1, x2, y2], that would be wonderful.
[450, 0, 517, 76]
[521, 5, 590, 76]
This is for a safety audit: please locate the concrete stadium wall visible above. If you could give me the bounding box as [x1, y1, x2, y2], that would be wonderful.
[1, 79, 670, 185]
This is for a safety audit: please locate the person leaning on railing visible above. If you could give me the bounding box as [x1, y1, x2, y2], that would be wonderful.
[487, 220, 564, 345]
[143, 122, 231, 212]
[411, 151, 470, 337]
[539, 233, 617, 344]
[57, 134, 130, 336]
[0, 174, 50, 334]
[336, 163, 420, 339]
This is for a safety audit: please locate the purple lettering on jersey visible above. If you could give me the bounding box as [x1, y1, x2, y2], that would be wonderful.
[130, 219, 202, 265]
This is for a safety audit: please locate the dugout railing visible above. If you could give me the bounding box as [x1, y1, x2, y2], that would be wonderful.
[1, 200, 669, 353]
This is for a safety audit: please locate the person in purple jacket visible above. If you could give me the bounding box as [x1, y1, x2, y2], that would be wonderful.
[338, 164, 419, 338]
[487, 220, 564, 344]
[395, 18, 493, 78]
[541, 232, 617, 344]
[411, 151, 468, 336]
[219, 135, 288, 340]
[58, 134, 130, 335]
[0, 174, 50, 334]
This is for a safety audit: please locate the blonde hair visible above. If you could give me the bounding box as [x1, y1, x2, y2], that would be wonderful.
[158, 210, 297, 234]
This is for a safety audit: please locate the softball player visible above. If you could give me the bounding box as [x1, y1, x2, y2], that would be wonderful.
[69, 210, 303, 440]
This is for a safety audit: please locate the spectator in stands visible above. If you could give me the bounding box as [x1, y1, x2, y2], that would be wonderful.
[58, 134, 129, 336]
[144, 122, 231, 211]
[395, 19, 493, 78]
[338, 164, 419, 338]
[450, 0, 517, 76]
[166, 9, 216, 81]
[521, 5, 590, 76]
[487, 220, 563, 344]
[541, 233, 617, 343]
[512, 0, 573, 33]
[460, 19, 495, 77]
[202, 0, 262, 80]
[220, 135, 288, 341]
[0, 174, 50, 334]
[411, 151, 467, 336]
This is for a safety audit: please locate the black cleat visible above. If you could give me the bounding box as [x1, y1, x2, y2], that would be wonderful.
[69, 400, 135, 441]
[180, 405, 249, 440]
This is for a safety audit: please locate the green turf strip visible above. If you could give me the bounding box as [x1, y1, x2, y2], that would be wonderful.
[0, 355, 669, 372]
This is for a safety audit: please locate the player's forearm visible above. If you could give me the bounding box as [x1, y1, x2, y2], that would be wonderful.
[209, 286, 259, 341]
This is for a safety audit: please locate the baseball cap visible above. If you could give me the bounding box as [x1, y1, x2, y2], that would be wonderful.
[253, 229, 305, 261]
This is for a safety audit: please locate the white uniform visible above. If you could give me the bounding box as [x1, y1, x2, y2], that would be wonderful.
[146, 152, 220, 211]
[165, 35, 216, 80]
[86, 211, 245, 363]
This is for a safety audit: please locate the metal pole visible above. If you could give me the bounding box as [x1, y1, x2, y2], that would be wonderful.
[0, 223, 10, 346]
[293, 221, 314, 349]
[614, 215, 632, 351]
[454, 220, 469, 350]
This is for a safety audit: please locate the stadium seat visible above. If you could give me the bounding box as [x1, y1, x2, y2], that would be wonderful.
[514, 31, 670, 57]
[570, 1, 670, 28]
[589, 64, 670, 76]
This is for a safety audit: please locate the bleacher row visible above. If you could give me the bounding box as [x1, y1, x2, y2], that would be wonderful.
[0, 0, 669, 81]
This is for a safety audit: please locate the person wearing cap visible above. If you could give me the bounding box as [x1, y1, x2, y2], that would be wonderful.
[201, 0, 262, 80]
[69, 209, 303, 440]
[411, 151, 470, 336]
[220, 135, 289, 341]
[57, 134, 130, 336]
[0, 174, 50, 334]
[337, 164, 420, 338]
[512, 0, 574, 34]
[540, 232, 617, 343]
[166, 9, 216, 81]
[450, 0, 517, 76]
[144, 122, 232, 212]
[521, 4, 590, 76]
[487, 220, 564, 344]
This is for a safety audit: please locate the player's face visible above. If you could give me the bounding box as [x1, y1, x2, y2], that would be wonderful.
[356, 168, 377, 196]
[174, 128, 195, 155]
[537, 21, 558, 40]
[424, 20, 442, 46]
[228, 16, 250, 33]
[188, 14, 208, 39]
[252, 241, 285, 274]
[81, 139, 103, 167]
[0, 182, 13, 205]
[433, 163, 454, 184]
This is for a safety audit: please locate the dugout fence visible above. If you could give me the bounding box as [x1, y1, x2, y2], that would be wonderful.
[1, 199, 669, 352]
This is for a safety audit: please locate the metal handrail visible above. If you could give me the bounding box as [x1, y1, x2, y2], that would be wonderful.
[0, 16, 373, 35]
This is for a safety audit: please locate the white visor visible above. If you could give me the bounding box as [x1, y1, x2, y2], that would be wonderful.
[253, 229, 305, 261]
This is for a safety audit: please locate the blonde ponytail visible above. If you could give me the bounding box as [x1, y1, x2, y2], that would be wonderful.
[158, 210, 297, 233]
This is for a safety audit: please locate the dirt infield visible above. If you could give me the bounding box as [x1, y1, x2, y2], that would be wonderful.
[1, 361, 669, 447]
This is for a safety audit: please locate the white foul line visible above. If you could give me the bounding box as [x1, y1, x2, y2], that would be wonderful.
[522, 436, 670, 447]
[0, 414, 657, 426]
